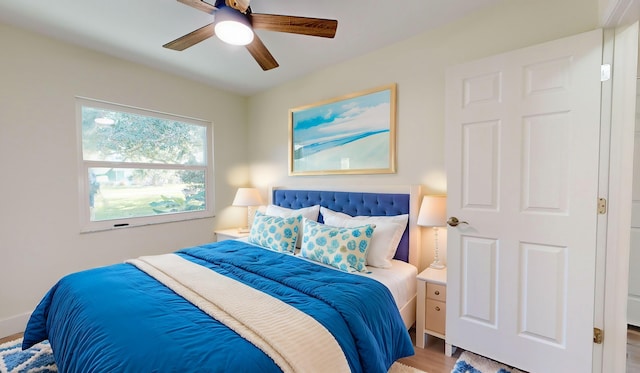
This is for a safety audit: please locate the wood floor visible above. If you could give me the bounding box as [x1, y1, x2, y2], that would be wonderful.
[398, 329, 461, 372]
[0, 332, 21, 345]
[629, 326, 640, 373]
[3, 327, 640, 372]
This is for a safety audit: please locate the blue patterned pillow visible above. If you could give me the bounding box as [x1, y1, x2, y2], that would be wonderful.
[300, 218, 375, 273]
[248, 211, 300, 253]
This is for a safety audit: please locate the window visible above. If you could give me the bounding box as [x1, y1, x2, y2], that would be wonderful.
[77, 97, 214, 232]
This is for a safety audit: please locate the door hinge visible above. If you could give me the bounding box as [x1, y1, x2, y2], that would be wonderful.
[601, 64, 611, 81]
[594, 327, 604, 344]
[598, 198, 607, 214]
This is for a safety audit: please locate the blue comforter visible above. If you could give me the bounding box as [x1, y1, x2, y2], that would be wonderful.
[23, 240, 414, 372]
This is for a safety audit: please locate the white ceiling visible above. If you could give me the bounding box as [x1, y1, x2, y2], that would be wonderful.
[0, 0, 502, 96]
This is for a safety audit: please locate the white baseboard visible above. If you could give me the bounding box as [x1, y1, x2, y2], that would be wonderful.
[0, 312, 31, 339]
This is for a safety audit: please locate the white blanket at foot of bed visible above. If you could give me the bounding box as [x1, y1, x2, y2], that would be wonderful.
[128, 254, 350, 373]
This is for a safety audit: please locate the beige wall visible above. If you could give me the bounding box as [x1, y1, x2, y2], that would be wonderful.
[0, 23, 249, 335]
[247, 0, 599, 269]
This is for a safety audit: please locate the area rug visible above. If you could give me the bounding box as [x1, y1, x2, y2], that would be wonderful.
[0, 337, 425, 373]
[451, 351, 525, 373]
[0, 338, 56, 373]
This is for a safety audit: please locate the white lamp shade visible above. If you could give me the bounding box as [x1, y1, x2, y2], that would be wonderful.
[417, 195, 447, 227]
[214, 6, 254, 46]
[232, 188, 263, 206]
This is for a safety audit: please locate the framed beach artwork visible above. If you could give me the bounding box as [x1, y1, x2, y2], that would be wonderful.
[288, 84, 397, 175]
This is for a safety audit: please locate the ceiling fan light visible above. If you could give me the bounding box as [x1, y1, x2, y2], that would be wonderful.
[214, 6, 254, 46]
[215, 21, 254, 45]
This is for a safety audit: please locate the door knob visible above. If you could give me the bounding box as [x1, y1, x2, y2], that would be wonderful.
[447, 217, 468, 227]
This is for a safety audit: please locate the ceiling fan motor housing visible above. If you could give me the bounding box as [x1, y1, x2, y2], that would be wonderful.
[219, 0, 251, 14]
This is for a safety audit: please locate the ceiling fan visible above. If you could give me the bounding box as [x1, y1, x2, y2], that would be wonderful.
[164, 0, 338, 71]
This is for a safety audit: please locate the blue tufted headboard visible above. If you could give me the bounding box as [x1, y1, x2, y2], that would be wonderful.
[272, 189, 411, 263]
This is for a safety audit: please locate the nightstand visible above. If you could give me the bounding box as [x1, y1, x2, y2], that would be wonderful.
[214, 228, 249, 242]
[416, 267, 455, 356]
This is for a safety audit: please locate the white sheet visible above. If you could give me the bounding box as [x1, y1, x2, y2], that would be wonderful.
[359, 259, 417, 311]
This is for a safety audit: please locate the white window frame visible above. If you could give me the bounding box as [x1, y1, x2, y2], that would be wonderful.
[76, 97, 215, 232]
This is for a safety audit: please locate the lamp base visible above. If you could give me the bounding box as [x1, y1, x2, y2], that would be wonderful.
[429, 261, 446, 270]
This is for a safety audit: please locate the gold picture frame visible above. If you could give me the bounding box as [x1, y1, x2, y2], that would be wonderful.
[288, 84, 397, 176]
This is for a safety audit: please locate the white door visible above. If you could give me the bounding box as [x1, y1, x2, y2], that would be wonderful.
[445, 29, 603, 373]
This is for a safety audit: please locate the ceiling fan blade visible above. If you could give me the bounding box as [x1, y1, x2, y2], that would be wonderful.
[245, 34, 279, 71]
[177, 0, 217, 14]
[251, 14, 337, 38]
[163, 23, 215, 51]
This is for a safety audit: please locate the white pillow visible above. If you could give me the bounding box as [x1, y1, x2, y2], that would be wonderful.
[320, 207, 408, 269]
[265, 204, 321, 248]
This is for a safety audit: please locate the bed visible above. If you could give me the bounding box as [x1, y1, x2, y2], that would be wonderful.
[22, 188, 419, 372]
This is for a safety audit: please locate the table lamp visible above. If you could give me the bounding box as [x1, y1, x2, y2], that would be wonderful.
[417, 195, 447, 269]
[232, 188, 263, 233]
